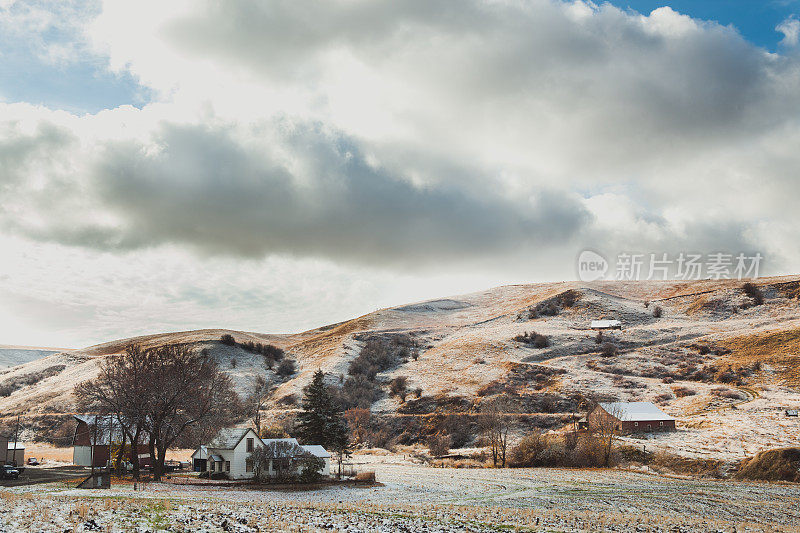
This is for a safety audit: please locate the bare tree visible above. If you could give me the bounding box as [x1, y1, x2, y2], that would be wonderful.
[75, 345, 152, 479]
[246, 375, 272, 436]
[77, 343, 239, 481]
[479, 398, 513, 468]
[587, 402, 623, 467]
[143, 344, 239, 480]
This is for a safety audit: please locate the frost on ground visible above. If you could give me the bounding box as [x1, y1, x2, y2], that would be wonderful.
[2, 457, 799, 532]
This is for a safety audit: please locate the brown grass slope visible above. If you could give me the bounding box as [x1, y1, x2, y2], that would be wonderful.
[1, 275, 800, 442]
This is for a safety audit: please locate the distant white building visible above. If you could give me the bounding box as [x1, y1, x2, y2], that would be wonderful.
[194, 428, 330, 480]
[591, 319, 622, 330]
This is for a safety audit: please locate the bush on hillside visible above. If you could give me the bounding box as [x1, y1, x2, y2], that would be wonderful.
[600, 343, 618, 357]
[742, 282, 765, 306]
[276, 358, 297, 377]
[671, 385, 696, 398]
[513, 331, 550, 348]
[0, 365, 67, 397]
[389, 376, 408, 401]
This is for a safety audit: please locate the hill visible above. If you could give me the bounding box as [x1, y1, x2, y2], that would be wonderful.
[1, 277, 799, 457]
[0, 345, 69, 369]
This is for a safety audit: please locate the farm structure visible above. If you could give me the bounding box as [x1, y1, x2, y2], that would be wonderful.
[72, 415, 152, 469]
[589, 402, 676, 434]
[194, 428, 331, 480]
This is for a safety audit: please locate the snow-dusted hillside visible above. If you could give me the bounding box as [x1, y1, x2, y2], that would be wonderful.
[1, 276, 799, 459]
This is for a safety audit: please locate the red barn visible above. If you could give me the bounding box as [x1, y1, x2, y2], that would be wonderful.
[588, 402, 676, 434]
[72, 415, 152, 468]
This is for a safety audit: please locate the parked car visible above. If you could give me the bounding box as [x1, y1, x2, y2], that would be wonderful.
[26, 457, 39, 466]
[0, 465, 20, 480]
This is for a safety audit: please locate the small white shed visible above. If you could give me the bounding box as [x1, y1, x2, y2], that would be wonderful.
[591, 319, 622, 330]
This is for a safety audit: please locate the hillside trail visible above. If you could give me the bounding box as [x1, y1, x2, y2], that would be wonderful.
[684, 386, 760, 417]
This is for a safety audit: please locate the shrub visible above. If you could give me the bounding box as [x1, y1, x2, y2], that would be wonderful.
[653, 391, 673, 404]
[276, 358, 297, 377]
[652, 305, 663, 318]
[427, 433, 451, 457]
[230, 358, 237, 369]
[0, 365, 67, 397]
[354, 471, 376, 482]
[558, 290, 581, 308]
[513, 331, 550, 348]
[509, 431, 608, 468]
[389, 376, 408, 401]
[220, 334, 236, 346]
[600, 343, 618, 357]
[348, 338, 400, 380]
[594, 331, 603, 344]
[672, 385, 696, 398]
[742, 282, 764, 306]
[414, 387, 423, 398]
[711, 386, 744, 400]
[651, 451, 725, 478]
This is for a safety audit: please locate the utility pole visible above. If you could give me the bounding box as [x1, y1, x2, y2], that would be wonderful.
[90, 416, 97, 476]
[12, 416, 20, 466]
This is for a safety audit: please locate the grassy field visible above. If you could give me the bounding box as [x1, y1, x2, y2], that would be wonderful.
[2, 457, 799, 532]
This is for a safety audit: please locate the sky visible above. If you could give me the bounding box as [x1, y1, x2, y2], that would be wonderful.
[1, 0, 799, 348]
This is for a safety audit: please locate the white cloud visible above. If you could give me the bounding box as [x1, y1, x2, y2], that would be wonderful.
[777, 15, 800, 47]
[2, 0, 800, 345]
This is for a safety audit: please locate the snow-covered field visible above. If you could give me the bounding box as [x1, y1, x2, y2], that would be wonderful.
[2, 455, 798, 532]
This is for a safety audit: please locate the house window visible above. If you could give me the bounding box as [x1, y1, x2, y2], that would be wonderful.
[247, 438, 254, 452]
[660, 421, 664, 426]
[225, 461, 231, 472]
[246, 459, 253, 473]
[210, 462, 215, 472]
[634, 422, 638, 427]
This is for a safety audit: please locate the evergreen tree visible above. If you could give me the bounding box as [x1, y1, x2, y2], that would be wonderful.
[296, 370, 348, 450]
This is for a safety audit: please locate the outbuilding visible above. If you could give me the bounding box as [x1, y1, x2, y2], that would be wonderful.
[191, 446, 208, 472]
[72, 415, 152, 468]
[6, 443, 24, 466]
[591, 319, 622, 330]
[589, 401, 676, 434]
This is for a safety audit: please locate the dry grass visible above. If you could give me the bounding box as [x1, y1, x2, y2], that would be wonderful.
[735, 447, 800, 483]
[720, 328, 800, 387]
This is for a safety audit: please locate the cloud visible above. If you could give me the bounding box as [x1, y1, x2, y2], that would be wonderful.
[0, 110, 590, 265]
[777, 15, 800, 47]
[2, 0, 800, 273]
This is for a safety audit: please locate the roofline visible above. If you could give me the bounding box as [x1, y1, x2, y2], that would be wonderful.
[596, 402, 676, 421]
[209, 428, 262, 450]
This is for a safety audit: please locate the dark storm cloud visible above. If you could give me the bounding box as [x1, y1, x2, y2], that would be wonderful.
[80, 121, 590, 264]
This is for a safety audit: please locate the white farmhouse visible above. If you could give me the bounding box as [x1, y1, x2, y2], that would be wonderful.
[194, 428, 330, 480]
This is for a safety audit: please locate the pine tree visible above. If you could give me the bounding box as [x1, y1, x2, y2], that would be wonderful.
[296, 370, 348, 450]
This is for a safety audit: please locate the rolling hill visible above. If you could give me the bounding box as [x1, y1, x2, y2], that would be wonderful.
[1, 276, 799, 458]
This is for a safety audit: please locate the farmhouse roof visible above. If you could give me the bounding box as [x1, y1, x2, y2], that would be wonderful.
[207, 428, 258, 450]
[301, 444, 331, 458]
[599, 402, 675, 422]
[73, 414, 131, 445]
[191, 446, 208, 459]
